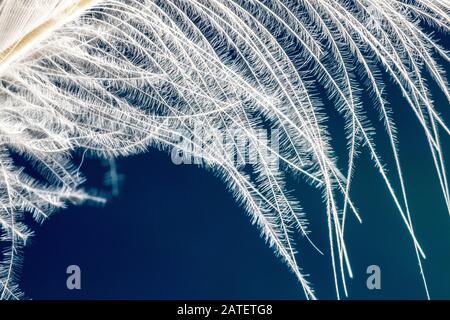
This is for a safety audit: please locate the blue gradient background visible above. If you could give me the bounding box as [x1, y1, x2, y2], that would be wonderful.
[17, 27, 450, 300]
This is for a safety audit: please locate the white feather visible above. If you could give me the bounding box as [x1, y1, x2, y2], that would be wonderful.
[0, 0, 448, 299]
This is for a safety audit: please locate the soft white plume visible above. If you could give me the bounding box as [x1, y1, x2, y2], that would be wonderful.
[0, 0, 448, 299]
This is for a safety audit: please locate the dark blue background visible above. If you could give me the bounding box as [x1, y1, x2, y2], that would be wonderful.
[17, 21, 450, 300]
[19, 88, 450, 299]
